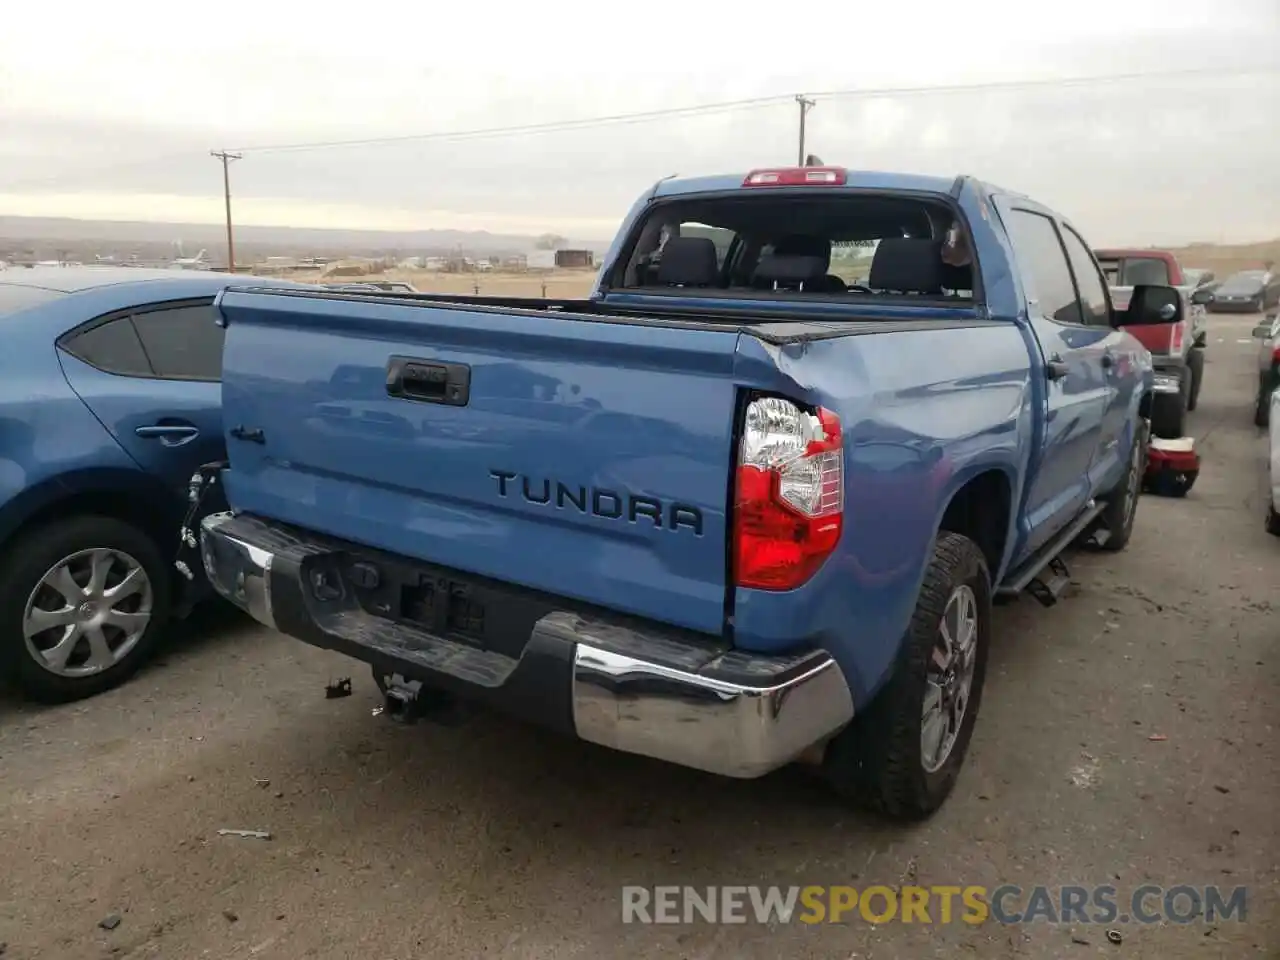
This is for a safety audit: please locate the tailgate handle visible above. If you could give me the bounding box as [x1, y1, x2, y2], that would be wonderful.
[386, 357, 470, 407]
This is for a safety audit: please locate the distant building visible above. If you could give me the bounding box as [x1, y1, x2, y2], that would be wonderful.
[526, 250, 557, 271]
[555, 249, 594, 269]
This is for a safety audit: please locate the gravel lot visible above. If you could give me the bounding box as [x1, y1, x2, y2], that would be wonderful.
[1, 314, 1276, 960]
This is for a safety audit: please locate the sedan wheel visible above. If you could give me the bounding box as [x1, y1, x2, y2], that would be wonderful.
[1, 515, 170, 702]
[23, 548, 153, 677]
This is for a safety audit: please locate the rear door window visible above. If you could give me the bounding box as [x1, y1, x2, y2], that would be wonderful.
[1006, 210, 1084, 326]
[1060, 227, 1112, 326]
[131, 303, 224, 381]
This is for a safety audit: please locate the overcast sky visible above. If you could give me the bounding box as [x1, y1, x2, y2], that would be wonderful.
[2, 0, 1278, 244]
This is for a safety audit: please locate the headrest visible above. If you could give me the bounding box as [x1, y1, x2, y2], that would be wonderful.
[655, 236, 719, 286]
[752, 254, 829, 287]
[869, 238, 945, 294]
[772, 235, 832, 272]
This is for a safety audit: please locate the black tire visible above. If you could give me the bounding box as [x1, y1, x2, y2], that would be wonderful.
[1095, 418, 1148, 551]
[822, 532, 990, 821]
[1186, 348, 1205, 412]
[0, 515, 171, 703]
[1150, 375, 1188, 439]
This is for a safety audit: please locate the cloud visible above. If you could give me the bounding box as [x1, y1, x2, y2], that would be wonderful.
[1, 0, 1277, 242]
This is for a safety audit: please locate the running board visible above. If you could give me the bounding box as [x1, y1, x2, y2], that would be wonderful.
[996, 500, 1106, 606]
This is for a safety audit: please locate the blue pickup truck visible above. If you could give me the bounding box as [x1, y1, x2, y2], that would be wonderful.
[197, 166, 1176, 819]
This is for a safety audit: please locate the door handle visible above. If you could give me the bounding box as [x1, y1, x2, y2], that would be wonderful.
[135, 423, 200, 448]
[135, 424, 199, 439]
[1046, 357, 1070, 382]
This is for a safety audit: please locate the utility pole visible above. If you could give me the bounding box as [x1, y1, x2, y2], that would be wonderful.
[795, 95, 815, 166]
[210, 150, 243, 272]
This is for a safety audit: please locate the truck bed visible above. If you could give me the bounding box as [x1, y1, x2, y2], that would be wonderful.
[248, 286, 991, 344]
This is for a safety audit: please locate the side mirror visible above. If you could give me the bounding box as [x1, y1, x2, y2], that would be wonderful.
[1190, 287, 1214, 305]
[1118, 283, 1183, 327]
[1251, 322, 1272, 339]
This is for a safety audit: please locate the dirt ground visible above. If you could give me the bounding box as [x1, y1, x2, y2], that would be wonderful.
[1, 314, 1276, 960]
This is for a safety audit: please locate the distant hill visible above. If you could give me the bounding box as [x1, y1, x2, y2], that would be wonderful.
[1165, 238, 1279, 279]
[0, 216, 613, 264]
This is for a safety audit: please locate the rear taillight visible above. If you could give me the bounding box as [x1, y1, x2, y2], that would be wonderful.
[1170, 320, 1185, 353]
[733, 396, 843, 590]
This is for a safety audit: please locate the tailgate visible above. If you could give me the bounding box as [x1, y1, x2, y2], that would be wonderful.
[216, 290, 742, 635]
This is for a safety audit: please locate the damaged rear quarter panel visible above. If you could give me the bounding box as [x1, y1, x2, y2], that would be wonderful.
[729, 321, 1032, 706]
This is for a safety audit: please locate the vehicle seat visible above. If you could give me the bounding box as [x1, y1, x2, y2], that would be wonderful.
[764, 236, 847, 293]
[940, 261, 973, 295]
[751, 253, 832, 292]
[870, 238, 945, 295]
[655, 237, 720, 287]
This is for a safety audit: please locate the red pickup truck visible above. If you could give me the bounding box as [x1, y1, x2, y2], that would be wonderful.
[1095, 248, 1209, 438]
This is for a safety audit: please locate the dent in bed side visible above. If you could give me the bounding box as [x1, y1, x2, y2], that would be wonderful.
[730, 320, 1033, 710]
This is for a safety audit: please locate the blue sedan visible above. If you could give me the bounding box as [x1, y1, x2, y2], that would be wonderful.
[0, 267, 299, 702]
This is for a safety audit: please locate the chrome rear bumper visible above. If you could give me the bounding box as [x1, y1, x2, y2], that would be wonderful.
[200, 511, 854, 778]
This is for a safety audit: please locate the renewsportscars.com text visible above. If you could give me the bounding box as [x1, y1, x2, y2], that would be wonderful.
[621, 885, 1248, 926]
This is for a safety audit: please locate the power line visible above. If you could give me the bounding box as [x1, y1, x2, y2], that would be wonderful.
[226, 65, 1277, 155]
[4, 64, 1274, 194]
[230, 95, 793, 154]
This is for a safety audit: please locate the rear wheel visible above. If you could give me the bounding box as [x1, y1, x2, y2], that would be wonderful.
[1095, 417, 1148, 552]
[0, 516, 171, 703]
[1255, 376, 1272, 428]
[822, 532, 990, 821]
[1186, 348, 1205, 412]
